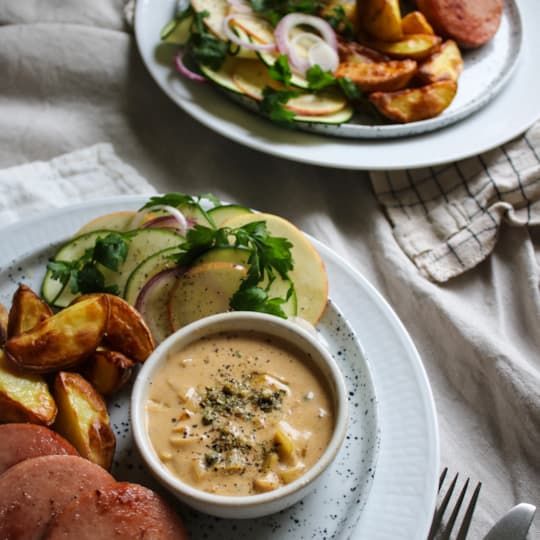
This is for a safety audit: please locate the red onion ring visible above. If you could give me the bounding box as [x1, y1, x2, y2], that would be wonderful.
[222, 14, 276, 52]
[274, 13, 338, 73]
[288, 32, 323, 75]
[307, 40, 340, 73]
[174, 50, 207, 83]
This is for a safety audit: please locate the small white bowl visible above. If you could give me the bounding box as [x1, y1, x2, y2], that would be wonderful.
[131, 311, 349, 519]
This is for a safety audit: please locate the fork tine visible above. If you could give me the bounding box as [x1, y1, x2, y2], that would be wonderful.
[440, 478, 470, 540]
[427, 469, 459, 540]
[455, 482, 482, 540]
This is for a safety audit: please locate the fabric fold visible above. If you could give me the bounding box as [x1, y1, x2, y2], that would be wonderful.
[370, 120, 540, 282]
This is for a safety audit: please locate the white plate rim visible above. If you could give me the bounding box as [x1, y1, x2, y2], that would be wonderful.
[0, 196, 439, 540]
[134, 0, 539, 170]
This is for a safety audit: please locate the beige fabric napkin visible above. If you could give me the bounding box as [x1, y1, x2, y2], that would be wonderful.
[0, 144, 156, 227]
[370, 120, 540, 282]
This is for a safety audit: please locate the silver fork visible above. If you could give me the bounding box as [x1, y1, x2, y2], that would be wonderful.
[427, 467, 482, 540]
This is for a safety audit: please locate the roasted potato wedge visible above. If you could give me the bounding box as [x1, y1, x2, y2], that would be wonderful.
[338, 41, 390, 63]
[365, 33, 442, 59]
[401, 11, 435, 35]
[0, 348, 57, 425]
[53, 371, 115, 469]
[357, 0, 403, 41]
[7, 284, 53, 338]
[4, 295, 109, 373]
[73, 294, 154, 363]
[0, 303, 7, 346]
[417, 40, 463, 84]
[335, 58, 417, 92]
[369, 79, 457, 122]
[82, 347, 135, 396]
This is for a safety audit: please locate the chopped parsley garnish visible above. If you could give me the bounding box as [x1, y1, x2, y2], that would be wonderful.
[250, 0, 323, 25]
[259, 87, 299, 125]
[170, 219, 295, 318]
[268, 54, 293, 86]
[47, 232, 129, 296]
[188, 10, 228, 70]
[324, 5, 354, 41]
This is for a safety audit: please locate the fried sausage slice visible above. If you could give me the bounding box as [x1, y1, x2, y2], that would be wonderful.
[45, 482, 189, 540]
[416, 0, 503, 48]
[0, 455, 115, 540]
[0, 423, 78, 475]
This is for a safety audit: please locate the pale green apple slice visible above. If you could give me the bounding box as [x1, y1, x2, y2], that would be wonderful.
[223, 213, 328, 324]
[168, 261, 247, 331]
[191, 0, 229, 40]
[231, 60, 347, 116]
[75, 211, 136, 236]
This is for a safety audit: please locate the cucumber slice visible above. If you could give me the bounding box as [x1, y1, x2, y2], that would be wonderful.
[124, 247, 179, 306]
[195, 246, 251, 266]
[161, 16, 193, 45]
[207, 204, 253, 227]
[41, 230, 116, 307]
[42, 229, 184, 308]
[168, 262, 248, 330]
[200, 56, 246, 94]
[75, 211, 136, 236]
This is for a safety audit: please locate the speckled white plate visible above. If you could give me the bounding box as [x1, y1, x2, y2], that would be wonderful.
[135, 0, 524, 145]
[0, 196, 438, 540]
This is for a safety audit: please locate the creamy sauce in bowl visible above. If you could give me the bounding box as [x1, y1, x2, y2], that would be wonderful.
[146, 330, 334, 497]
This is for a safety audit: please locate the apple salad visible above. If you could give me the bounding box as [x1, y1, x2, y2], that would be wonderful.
[159, 0, 466, 126]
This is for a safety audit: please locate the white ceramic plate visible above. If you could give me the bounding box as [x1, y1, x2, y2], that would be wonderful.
[0, 196, 439, 540]
[134, 0, 539, 169]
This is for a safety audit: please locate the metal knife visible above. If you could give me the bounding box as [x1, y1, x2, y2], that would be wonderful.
[483, 503, 536, 540]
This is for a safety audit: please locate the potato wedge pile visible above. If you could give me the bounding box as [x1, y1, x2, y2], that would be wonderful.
[0, 285, 155, 469]
[337, 0, 463, 122]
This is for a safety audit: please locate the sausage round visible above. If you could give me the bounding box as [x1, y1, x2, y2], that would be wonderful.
[0, 423, 78, 475]
[0, 454, 115, 540]
[45, 482, 189, 540]
[416, 0, 503, 48]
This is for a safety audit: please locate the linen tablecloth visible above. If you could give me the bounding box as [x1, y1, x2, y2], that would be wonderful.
[1, 2, 538, 538]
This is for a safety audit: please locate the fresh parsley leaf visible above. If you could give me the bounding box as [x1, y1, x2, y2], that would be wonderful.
[337, 76, 363, 101]
[324, 6, 354, 41]
[93, 233, 129, 271]
[250, 0, 322, 25]
[268, 55, 292, 86]
[306, 64, 337, 91]
[46, 233, 129, 297]
[188, 11, 228, 70]
[169, 220, 296, 318]
[259, 87, 298, 124]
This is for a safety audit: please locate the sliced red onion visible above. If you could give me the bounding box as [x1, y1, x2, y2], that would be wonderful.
[136, 268, 183, 344]
[288, 32, 323, 75]
[307, 40, 340, 73]
[174, 50, 207, 83]
[130, 205, 188, 236]
[222, 14, 276, 52]
[274, 13, 337, 73]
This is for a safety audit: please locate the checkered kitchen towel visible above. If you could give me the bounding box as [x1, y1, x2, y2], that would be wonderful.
[370, 120, 540, 282]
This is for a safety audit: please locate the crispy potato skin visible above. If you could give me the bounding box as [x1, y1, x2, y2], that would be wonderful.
[7, 284, 53, 338]
[0, 348, 57, 425]
[338, 41, 390, 63]
[368, 80, 457, 122]
[0, 303, 7, 346]
[401, 11, 434, 35]
[4, 295, 109, 373]
[417, 40, 463, 84]
[82, 348, 134, 396]
[364, 33, 442, 60]
[357, 0, 403, 41]
[53, 371, 116, 469]
[335, 58, 417, 92]
[73, 294, 154, 363]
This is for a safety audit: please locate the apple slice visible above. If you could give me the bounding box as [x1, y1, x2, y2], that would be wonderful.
[191, 0, 229, 40]
[222, 213, 328, 325]
[232, 60, 347, 116]
[75, 211, 136, 236]
[168, 262, 248, 331]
